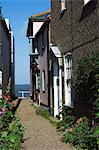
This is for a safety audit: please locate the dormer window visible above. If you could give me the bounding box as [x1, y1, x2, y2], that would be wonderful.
[61, 0, 66, 12]
[84, 0, 91, 5]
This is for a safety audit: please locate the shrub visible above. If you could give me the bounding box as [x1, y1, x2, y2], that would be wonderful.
[74, 53, 99, 118]
[63, 117, 97, 150]
[0, 95, 24, 149]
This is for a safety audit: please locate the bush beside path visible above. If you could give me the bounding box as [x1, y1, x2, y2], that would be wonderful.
[16, 98, 74, 150]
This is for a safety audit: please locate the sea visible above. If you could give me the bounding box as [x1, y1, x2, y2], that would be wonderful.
[15, 84, 30, 98]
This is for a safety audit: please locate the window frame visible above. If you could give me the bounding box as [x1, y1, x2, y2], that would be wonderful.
[65, 54, 72, 80]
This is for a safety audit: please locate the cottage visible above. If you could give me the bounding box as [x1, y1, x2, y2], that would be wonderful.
[27, 10, 63, 117]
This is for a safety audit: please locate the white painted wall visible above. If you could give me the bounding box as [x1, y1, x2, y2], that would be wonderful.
[33, 22, 43, 37]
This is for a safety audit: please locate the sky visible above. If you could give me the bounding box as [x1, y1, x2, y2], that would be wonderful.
[1, 0, 50, 84]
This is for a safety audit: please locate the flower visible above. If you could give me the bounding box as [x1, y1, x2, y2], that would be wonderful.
[65, 128, 73, 133]
[2, 107, 6, 112]
[76, 117, 83, 124]
[7, 95, 10, 99]
[0, 111, 3, 116]
[69, 128, 73, 133]
[4, 96, 8, 99]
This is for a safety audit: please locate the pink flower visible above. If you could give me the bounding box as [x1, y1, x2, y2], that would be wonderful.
[66, 128, 73, 133]
[4, 96, 7, 99]
[0, 111, 3, 116]
[7, 95, 10, 99]
[69, 128, 73, 133]
[2, 107, 6, 112]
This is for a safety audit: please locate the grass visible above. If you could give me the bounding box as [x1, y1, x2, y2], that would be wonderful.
[31, 102, 58, 127]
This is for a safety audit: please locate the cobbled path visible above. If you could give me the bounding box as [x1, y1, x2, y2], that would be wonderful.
[16, 98, 74, 150]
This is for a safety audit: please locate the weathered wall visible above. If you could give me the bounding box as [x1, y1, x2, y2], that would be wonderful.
[0, 20, 11, 95]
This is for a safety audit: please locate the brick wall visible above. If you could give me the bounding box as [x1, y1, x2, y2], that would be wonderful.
[51, 0, 99, 117]
[51, 0, 99, 77]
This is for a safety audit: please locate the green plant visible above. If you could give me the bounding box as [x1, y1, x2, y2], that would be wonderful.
[63, 117, 97, 150]
[36, 106, 50, 119]
[74, 53, 99, 116]
[57, 106, 75, 132]
[0, 95, 24, 149]
[58, 53, 99, 149]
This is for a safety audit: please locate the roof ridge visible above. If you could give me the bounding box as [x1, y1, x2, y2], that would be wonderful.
[31, 9, 50, 18]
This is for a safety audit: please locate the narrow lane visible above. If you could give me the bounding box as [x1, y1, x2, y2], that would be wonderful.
[17, 98, 74, 150]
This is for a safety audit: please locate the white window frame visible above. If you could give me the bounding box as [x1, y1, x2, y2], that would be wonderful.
[64, 53, 73, 108]
[61, 0, 66, 12]
[84, 0, 91, 5]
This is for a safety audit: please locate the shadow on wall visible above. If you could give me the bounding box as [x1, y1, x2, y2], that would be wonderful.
[80, 0, 97, 21]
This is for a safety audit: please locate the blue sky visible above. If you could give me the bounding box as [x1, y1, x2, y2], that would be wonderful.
[1, 0, 50, 84]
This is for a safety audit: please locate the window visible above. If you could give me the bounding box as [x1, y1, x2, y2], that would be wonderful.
[64, 53, 73, 107]
[36, 73, 40, 90]
[84, 0, 91, 5]
[61, 0, 66, 12]
[42, 70, 46, 91]
[65, 54, 72, 80]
